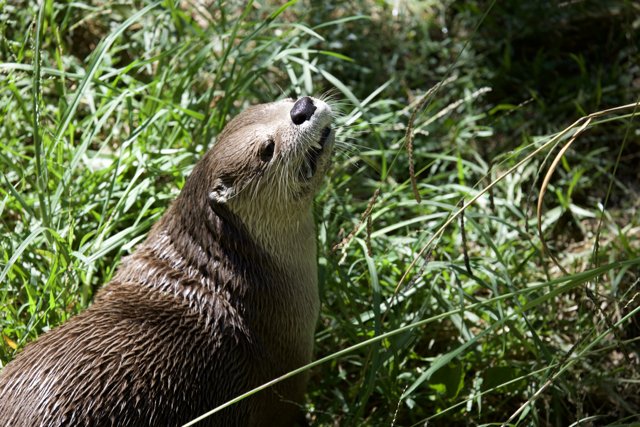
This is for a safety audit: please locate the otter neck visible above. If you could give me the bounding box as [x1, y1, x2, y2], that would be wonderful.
[160, 181, 317, 278]
[228, 199, 317, 267]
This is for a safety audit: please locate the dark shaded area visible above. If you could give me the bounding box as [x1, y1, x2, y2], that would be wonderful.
[468, 1, 639, 115]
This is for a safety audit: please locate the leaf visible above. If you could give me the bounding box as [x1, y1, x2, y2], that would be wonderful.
[402, 318, 505, 398]
[429, 362, 464, 398]
[3, 335, 18, 350]
[482, 366, 525, 393]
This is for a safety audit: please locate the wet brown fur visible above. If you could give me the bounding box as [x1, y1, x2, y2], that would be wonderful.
[0, 98, 334, 426]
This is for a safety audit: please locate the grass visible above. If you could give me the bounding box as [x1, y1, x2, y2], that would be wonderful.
[1, 0, 639, 425]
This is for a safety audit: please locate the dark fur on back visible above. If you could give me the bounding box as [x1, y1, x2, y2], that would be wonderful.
[0, 98, 334, 426]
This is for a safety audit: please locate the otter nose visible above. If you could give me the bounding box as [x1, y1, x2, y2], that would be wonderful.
[290, 97, 317, 125]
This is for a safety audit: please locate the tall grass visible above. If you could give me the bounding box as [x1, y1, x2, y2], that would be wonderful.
[1, 1, 639, 426]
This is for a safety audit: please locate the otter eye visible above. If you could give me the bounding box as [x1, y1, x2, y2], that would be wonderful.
[259, 139, 275, 162]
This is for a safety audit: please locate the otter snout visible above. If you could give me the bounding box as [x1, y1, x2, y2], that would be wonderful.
[290, 96, 317, 125]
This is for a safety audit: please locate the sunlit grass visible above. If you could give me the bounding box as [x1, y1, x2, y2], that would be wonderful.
[1, 1, 638, 426]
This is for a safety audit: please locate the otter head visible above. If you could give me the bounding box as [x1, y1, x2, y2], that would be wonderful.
[183, 97, 334, 253]
[207, 97, 333, 205]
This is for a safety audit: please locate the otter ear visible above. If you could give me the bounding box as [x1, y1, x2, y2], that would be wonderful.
[209, 177, 235, 205]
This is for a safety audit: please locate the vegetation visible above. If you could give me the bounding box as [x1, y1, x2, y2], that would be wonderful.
[1, 0, 639, 425]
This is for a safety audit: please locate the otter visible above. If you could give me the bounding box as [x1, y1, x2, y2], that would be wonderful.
[0, 96, 334, 426]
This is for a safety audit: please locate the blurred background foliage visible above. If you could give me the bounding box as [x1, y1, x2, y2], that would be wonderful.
[1, 0, 639, 425]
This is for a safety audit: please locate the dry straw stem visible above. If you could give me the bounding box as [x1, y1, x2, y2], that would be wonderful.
[332, 188, 381, 257]
[536, 117, 591, 275]
[393, 101, 640, 295]
[404, 76, 457, 204]
[459, 201, 473, 277]
[405, 94, 428, 204]
[366, 214, 373, 257]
